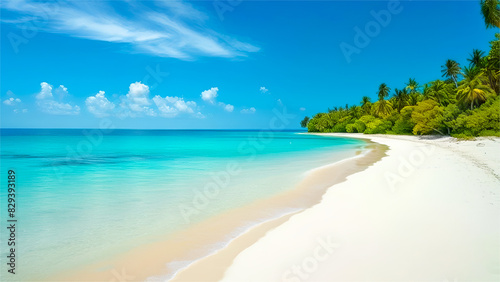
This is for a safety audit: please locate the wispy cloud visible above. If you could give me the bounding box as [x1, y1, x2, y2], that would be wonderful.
[1, 0, 259, 59]
[3, 97, 21, 106]
[219, 102, 234, 112]
[3, 90, 28, 113]
[240, 107, 256, 114]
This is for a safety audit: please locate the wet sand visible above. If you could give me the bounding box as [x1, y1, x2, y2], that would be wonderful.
[53, 138, 387, 281]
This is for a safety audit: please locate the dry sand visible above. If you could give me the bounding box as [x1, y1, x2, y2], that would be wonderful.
[218, 134, 500, 282]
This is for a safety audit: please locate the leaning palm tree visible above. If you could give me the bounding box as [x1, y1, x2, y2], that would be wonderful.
[392, 88, 409, 113]
[467, 49, 485, 67]
[405, 78, 420, 94]
[377, 83, 390, 100]
[441, 59, 462, 87]
[480, 0, 500, 29]
[457, 77, 494, 110]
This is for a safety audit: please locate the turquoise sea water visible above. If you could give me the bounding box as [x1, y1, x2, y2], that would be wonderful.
[0, 129, 365, 280]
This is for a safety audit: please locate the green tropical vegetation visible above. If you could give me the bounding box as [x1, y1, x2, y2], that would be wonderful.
[302, 1, 500, 138]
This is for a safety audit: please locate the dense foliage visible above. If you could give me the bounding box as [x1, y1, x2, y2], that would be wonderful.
[302, 2, 500, 137]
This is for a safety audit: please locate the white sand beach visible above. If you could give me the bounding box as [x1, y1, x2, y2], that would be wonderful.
[195, 134, 500, 281]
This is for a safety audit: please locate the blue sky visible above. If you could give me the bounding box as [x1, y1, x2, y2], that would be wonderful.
[1, 0, 497, 129]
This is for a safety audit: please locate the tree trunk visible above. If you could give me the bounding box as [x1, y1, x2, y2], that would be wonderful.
[433, 128, 445, 135]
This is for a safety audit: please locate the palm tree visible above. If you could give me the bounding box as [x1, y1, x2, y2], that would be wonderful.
[373, 100, 393, 117]
[423, 83, 432, 99]
[405, 78, 421, 105]
[457, 77, 494, 110]
[480, 0, 500, 29]
[441, 59, 462, 87]
[349, 105, 362, 119]
[462, 65, 484, 83]
[328, 107, 338, 113]
[408, 92, 420, 106]
[360, 96, 372, 114]
[426, 80, 455, 106]
[300, 116, 310, 128]
[483, 67, 500, 95]
[405, 78, 420, 94]
[467, 49, 485, 67]
[377, 83, 391, 100]
[392, 88, 409, 113]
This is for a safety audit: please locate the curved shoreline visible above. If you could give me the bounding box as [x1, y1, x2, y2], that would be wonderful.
[221, 133, 500, 281]
[170, 137, 388, 281]
[53, 136, 387, 282]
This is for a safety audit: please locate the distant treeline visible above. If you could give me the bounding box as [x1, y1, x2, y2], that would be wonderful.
[302, 1, 500, 138]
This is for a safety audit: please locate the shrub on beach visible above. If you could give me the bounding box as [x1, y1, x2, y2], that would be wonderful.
[452, 96, 500, 136]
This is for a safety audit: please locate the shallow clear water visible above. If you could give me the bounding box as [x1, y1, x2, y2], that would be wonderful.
[0, 129, 365, 280]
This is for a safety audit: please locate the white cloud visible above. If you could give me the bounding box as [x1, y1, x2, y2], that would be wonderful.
[54, 85, 68, 99]
[4, 92, 27, 113]
[3, 97, 21, 106]
[277, 99, 283, 106]
[220, 103, 234, 112]
[85, 91, 115, 117]
[153, 95, 201, 118]
[36, 82, 53, 100]
[260, 87, 269, 94]
[119, 82, 156, 116]
[0, 0, 259, 59]
[300, 107, 306, 111]
[201, 87, 234, 113]
[127, 82, 151, 110]
[35, 82, 80, 115]
[241, 107, 256, 114]
[201, 87, 218, 104]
